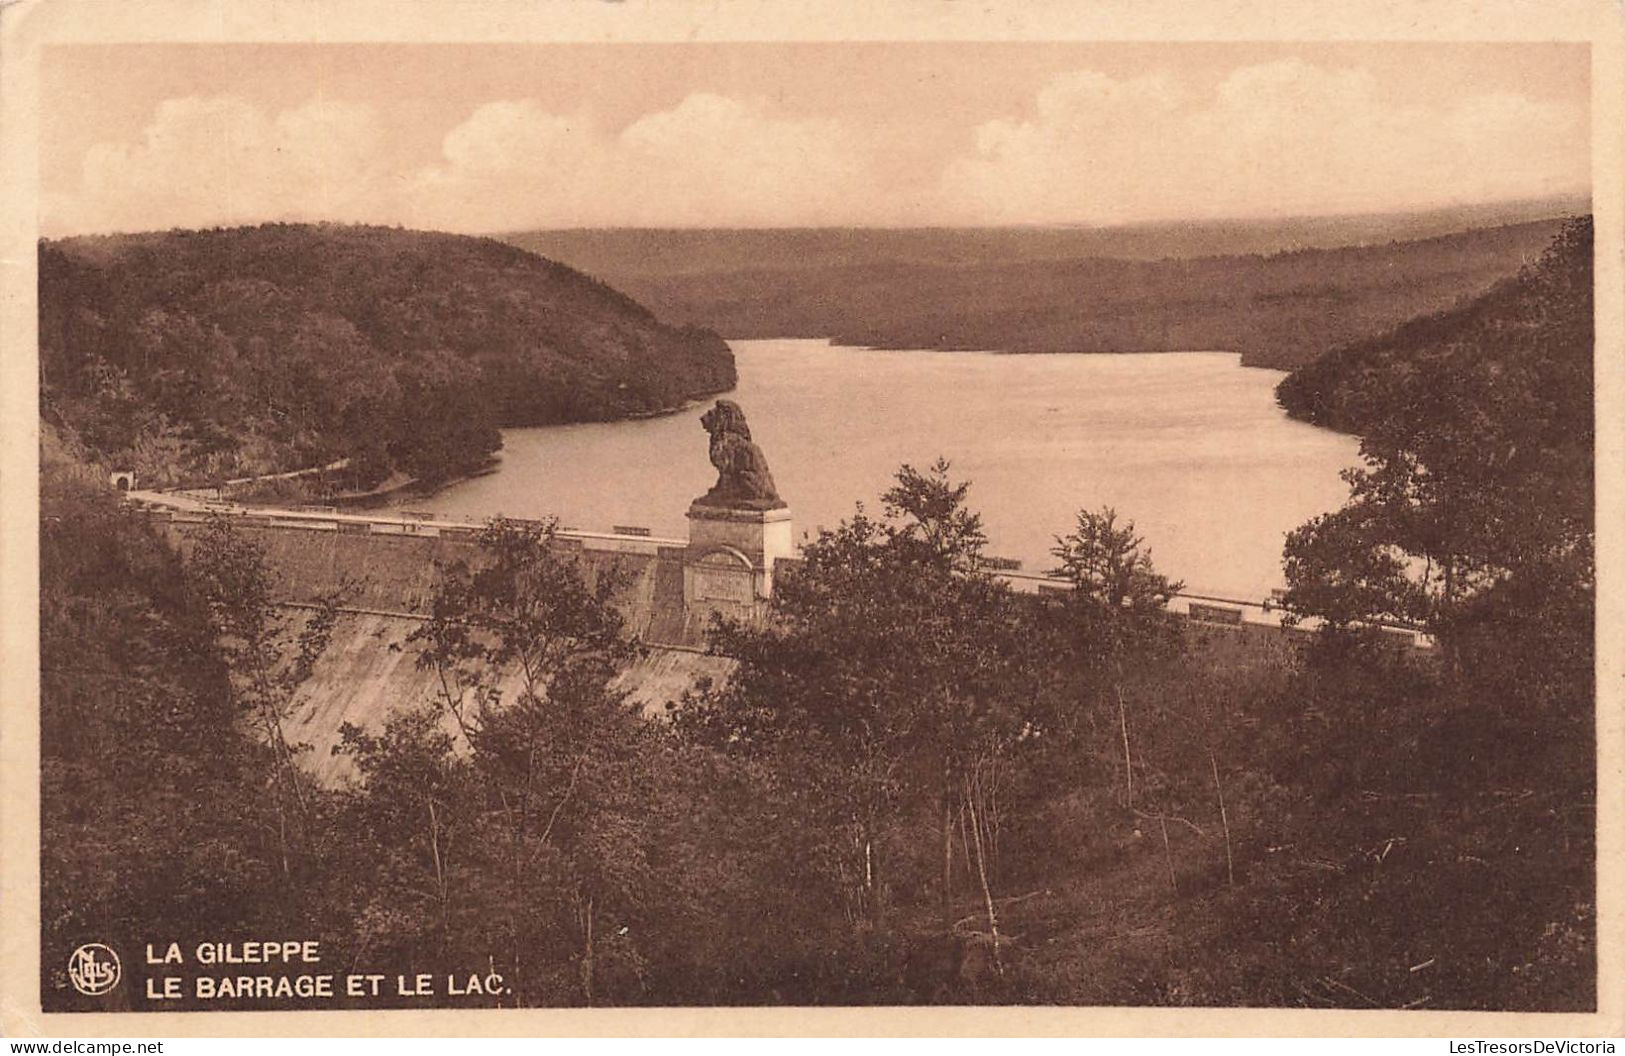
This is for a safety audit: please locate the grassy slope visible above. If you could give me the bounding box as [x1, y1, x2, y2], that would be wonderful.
[986, 783, 1591, 1009]
[886, 626, 1593, 1011]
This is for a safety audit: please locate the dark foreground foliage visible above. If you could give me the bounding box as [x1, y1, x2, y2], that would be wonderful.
[1280, 217, 1593, 762]
[40, 458, 286, 1010]
[40, 473, 1592, 1012]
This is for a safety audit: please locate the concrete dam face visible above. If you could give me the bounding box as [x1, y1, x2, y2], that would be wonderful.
[157, 514, 752, 785]
[150, 399, 797, 785]
[151, 503, 1320, 787]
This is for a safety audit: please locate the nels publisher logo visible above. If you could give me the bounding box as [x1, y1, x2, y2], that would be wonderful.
[67, 943, 121, 996]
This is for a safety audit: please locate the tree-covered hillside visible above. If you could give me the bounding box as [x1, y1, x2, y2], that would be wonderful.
[509, 196, 1587, 276]
[507, 217, 1569, 369]
[39, 224, 737, 488]
[40, 449, 287, 1007]
[1278, 216, 1593, 742]
[1275, 215, 1592, 436]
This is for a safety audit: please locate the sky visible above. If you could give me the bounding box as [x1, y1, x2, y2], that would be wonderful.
[40, 42, 1590, 235]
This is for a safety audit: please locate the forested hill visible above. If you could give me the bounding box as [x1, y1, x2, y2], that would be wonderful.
[1275, 216, 1592, 436]
[39, 224, 737, 488]
[505, 213, 1573, 370]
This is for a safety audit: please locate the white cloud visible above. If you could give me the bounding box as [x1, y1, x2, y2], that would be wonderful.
[940, 58, 1588, 224]
[406, 92, 879, 230]
[46, 62, 1588, 236]
[50, 90, 881, 234]
[53, 95, 394, 234]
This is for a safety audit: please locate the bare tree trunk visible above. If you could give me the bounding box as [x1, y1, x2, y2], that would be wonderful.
[857, 797, 884, 930]
[988, 762, 1001, 881]
[249, 664, 304, 878]
[1159, 814, 1176, 893]
[1115, 682, 1134, 809]
[864, 834, 874, 924]
[430, 661, 478, 748]
[249, 644, 310, 818]
[964, 768, 1003, 975]
[277, 807, 289, 879]
[505, 761, 531, 1006]
[428, 798, 444, 891]
[958, 803, 974, 878]
[429, 798, 449, 941]
[579, 893, 595, 1007]
[941, 794, 954, 930]
[1209, 748, 1235, 888]
[941, 753, 955, 930]
[858, 751, 888, 931]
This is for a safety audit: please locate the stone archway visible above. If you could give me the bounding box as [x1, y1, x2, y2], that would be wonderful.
[686, 545, 757, 607]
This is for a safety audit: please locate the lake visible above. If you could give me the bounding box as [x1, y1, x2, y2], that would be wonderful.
[391, 339, 1361, 599]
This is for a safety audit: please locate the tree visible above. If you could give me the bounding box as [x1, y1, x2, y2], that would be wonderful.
[885, 457, 987, 572]
[1051, 506, 1181, 615]
[39, 475, 284, 1009]
[401, 517, 650, 1005]
[693, 461, 1039, 966]
[328, 704, 479, 981]
[1047, 506, 1183, 810]
[186, 514, 348, 886]
[1280, 217, 1593, 731]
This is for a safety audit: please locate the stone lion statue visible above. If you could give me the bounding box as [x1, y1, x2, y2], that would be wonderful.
[693, 399, 786, 510]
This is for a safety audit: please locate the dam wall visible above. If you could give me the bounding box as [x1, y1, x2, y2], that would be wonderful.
[156, 513, 716, 649]
[150, 511, 739, 785]
[271, 606, 733, 785]
[138, 495, 1429, 784]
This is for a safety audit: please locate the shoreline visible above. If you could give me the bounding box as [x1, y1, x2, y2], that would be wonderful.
[729, 335, 1285, 369]
[328, 460, 501, 509]
[340, 385, 735, 506]
[180, 383, 738, 512]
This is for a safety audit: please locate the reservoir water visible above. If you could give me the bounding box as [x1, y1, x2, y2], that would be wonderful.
[392, 339, 1361, 599]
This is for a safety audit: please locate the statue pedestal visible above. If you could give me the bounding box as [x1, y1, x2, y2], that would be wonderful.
[683, 503, 794, 621]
